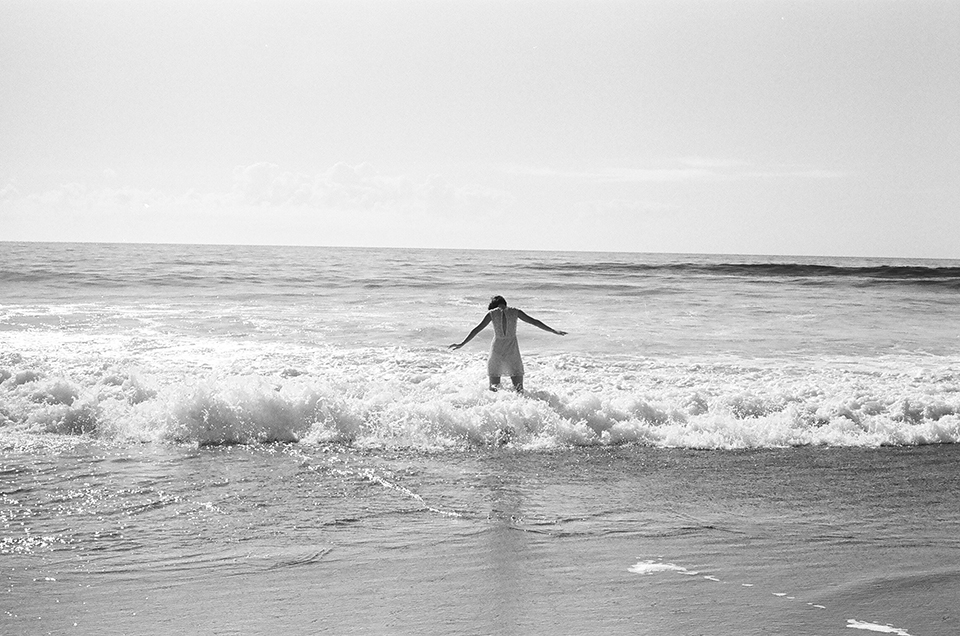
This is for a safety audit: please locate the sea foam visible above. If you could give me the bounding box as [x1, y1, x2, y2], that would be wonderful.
[3, 345, 960, 450]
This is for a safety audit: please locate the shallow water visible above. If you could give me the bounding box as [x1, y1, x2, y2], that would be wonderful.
[4, 442, 958, 635]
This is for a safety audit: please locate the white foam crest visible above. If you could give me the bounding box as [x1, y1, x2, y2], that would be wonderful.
[628, 559, 691, 575]
[846, 619, 914, 635]
[4, 348, 960, 449]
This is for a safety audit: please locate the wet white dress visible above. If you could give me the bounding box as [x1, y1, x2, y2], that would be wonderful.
[487, 307, 524, 377]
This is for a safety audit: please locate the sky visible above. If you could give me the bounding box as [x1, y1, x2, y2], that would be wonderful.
[1, 0, 958, 257]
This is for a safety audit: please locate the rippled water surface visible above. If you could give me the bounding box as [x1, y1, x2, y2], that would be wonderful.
[3, 242, 960, 634]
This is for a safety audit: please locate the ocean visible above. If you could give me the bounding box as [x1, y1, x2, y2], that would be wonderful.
[2, 242, 959, 635]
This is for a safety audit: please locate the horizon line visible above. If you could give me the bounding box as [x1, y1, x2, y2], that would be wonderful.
[2, 239, 957, 262]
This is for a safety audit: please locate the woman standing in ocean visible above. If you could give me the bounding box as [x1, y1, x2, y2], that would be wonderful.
[449, 295, 567, 392]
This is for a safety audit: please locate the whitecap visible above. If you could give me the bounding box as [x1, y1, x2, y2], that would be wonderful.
[846, 619, 914, 635]
[628, 560, 690, 575]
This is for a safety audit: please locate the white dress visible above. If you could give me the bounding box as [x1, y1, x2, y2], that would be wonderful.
[487, 307, 524, 377]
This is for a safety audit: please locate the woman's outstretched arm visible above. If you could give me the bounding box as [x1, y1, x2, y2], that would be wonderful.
[449, 313, 492, 350]
[517, 309, 567, 336]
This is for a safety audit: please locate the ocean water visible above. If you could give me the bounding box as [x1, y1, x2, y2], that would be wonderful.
[2, 242, 960, 635]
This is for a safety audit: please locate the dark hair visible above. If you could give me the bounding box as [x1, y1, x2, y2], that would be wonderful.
[488, 295, 507, 310]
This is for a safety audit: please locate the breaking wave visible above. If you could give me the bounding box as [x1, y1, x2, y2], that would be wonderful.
[3, 350, 959, 450]
[528, 261, 960, 289]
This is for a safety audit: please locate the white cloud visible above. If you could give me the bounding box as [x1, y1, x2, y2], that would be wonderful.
[26, 184, 170, 209]
[0, 163, 515, 246]
[0, 163, 512, 217]
[232, 162, 311, 206]
[0, 182, 20, 201]
[503, 160, 846, 183]
[231, 161, 513, 215]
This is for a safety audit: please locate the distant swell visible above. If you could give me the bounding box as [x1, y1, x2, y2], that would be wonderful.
[528, 261, 960, 288]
